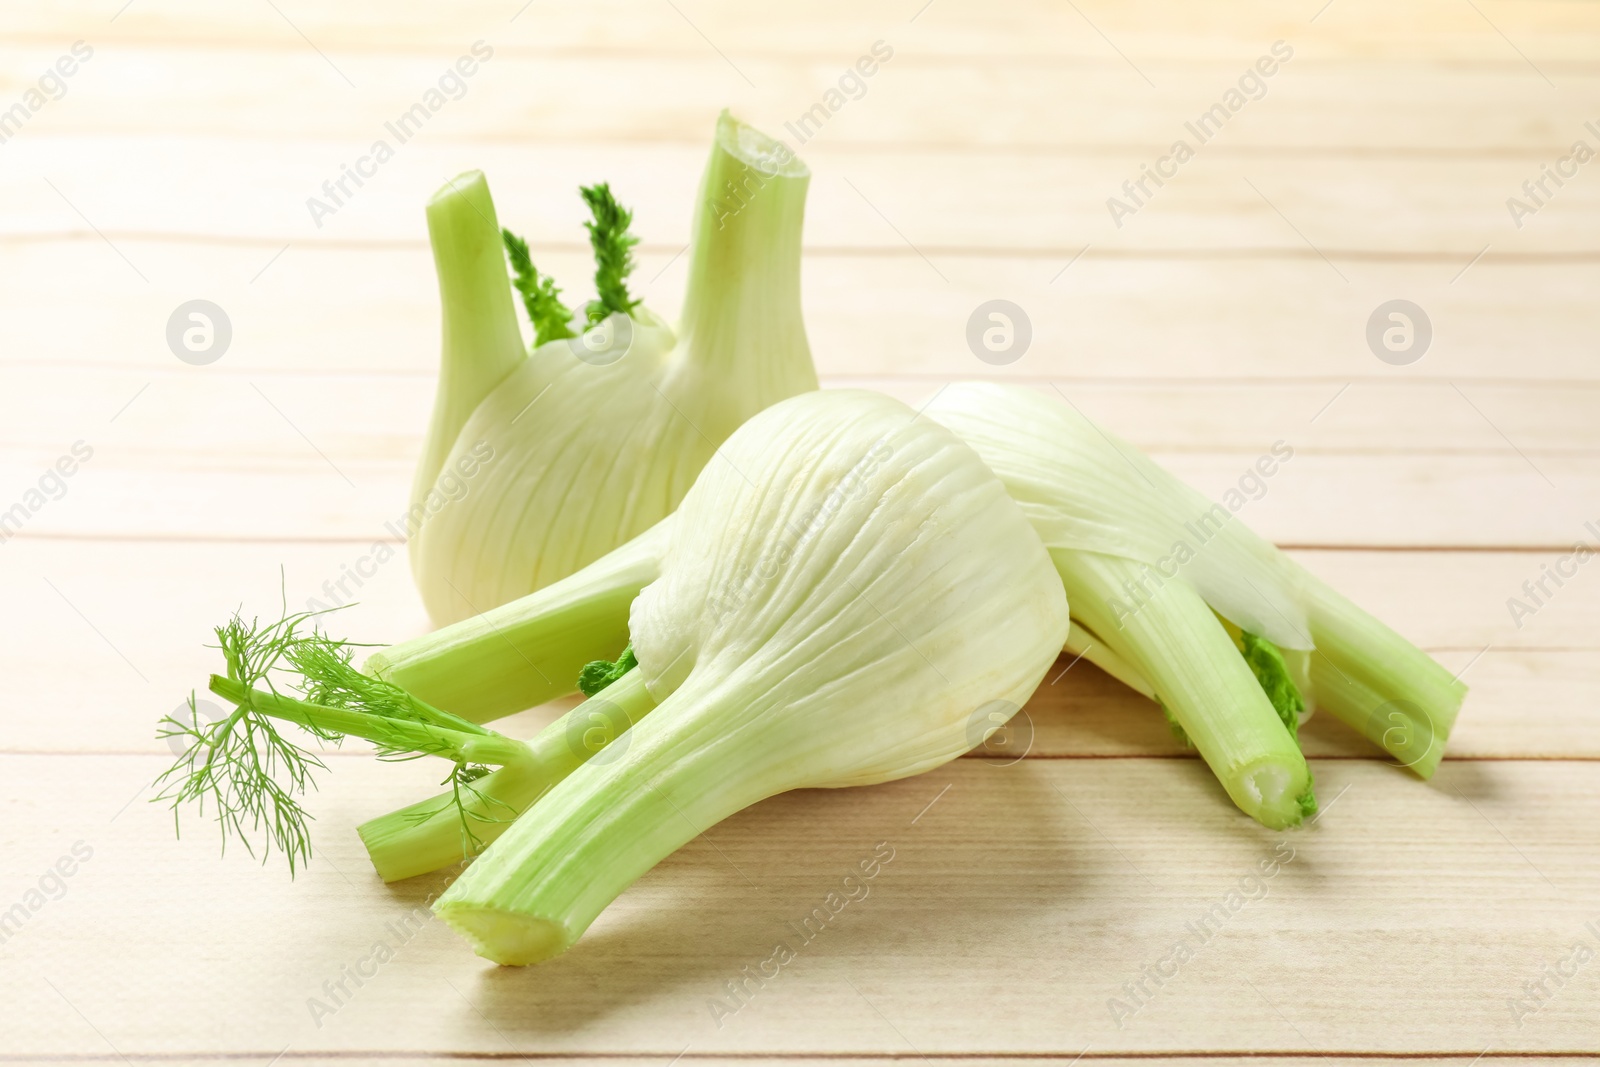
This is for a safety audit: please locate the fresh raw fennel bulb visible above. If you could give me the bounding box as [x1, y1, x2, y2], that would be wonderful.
[155, 390, 1068, 951]
[432, 388, 1069, 964]
[924, 382, 1466, 826]
[359, 378, 1464, 852]
[410, 111, 817, 625]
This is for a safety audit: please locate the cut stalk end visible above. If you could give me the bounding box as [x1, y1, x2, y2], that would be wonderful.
[1053, 549, 1314, 829]
[1231, 757, 1312, 830]
[671, 113, 816, 419]
[433, 904, 572, 966]
[713, 108, 810, 179]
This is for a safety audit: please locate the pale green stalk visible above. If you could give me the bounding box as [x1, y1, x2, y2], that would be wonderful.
[665, 113, 814, 436]
[1064, 618, 1156, 701]
[411, 171, 526, 511]
[1305, 579, 1462, 777]
[435, 681, 745, 964]
[358, 670, 658, 882]
[1063, 571, 1462, 777]
[208, 675, 532, 770]
[1053, 550, 1313, 828]
[366, 520, 668, 724]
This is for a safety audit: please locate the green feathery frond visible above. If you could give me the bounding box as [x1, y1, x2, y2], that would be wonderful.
[287, 633, 487, 740]
[397, 763, 524, 862]
[153, 605, 343, 876]
[579, 183, 641, 324]
[154, 600, 533, 876]
[502, 227, 577, 346]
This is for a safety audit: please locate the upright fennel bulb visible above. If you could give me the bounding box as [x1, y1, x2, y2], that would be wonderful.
[925, 382, 1466, 826]
[433, 389, 1070, 964]
[410, 112, 817, 625]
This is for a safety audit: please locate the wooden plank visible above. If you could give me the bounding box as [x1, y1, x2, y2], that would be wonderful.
[5, 137, 1599, 255]
[3, 370, 1592, 546]
[3, 44, 1599, 154]
[11, 0, 1600, 63]
[9, 0, 1600, 66]
[1, 242, 1596, 382]
[2, 539, 1591, 756]
[2, 754, 1595, 1056]
[0, 440, 1585, 546]
[9, 368, 1600, 458]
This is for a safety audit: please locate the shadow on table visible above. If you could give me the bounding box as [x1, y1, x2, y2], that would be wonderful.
[367, 651, 1434, 1038]
[419, 760, 1079, 1036]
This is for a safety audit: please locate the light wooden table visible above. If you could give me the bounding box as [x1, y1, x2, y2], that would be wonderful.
[2, 2, 1597, 1064]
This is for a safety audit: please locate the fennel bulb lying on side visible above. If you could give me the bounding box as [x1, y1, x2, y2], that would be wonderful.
[353, 379, 1465, 854]
[410, 111, 817, 626]
[433, 388, 1069, 964]
[924, 382, 1466, 827]
[155, 390, 1069, 952]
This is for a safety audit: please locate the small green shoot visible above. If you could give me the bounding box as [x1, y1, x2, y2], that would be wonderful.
[1240, 631, 1307, 737]
[1158, 702, 1190, 747]
[577, 643, 638, 697]
[502, 228, 577, 346]
[580, 182, 641, 324]
[1239, 631, 1316, 818]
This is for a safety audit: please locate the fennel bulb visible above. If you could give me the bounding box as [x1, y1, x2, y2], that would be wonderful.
[409, 112, 817, 625]
[432, 388, 1070, 964]
[361, 379, 1464, 847]
[925, 382, 1466, 825]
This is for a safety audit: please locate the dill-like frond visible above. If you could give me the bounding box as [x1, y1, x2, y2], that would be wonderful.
[579, 183, 641, 325]
[392, 763, 522, 862]
[450, 764, 520, 859]
[288, 634, 485, 739]
[502, 227, 577, 346]
[154, 601, 532, 876]
[153, 607, 342, 876]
